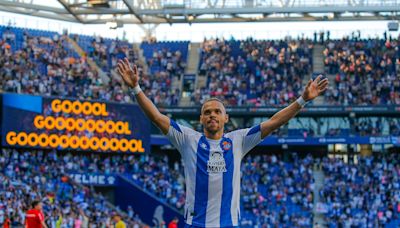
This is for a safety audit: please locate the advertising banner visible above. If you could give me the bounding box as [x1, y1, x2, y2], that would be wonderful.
[68, 173, 117, 186]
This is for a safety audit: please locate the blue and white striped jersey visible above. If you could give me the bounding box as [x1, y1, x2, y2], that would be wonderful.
[166, 120, 263, 227]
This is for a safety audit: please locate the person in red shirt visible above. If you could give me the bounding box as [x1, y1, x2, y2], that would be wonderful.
[167, 217, 179, 228]
[25, 201, 47, 228]
[3, 214, 11, 228]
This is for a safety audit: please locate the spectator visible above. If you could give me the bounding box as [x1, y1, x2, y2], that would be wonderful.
[3, 214, 10, 228]
[113, 214, 126, 228]
[25, 200, 47, 228]
[167, 217, 179, 228]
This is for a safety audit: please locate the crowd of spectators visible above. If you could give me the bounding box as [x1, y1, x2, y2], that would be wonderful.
[0, 28, 110, 101]
[241, 154, 314, 227]
[351, 118, 400, 136]
[0, 147, 316, 227]
[70, 35, 183, 106]
[2, 26, 400, 107]
[0, 26, 180, 106]
[51, 151, 187, 210]
[196, 36, 400, 107]
[4, 146, 400, 228]
[195, 38, 313, 106]
[140, 40, 187, 106]
[61, 146, 313, 226]
[107, 39, 181, 106]
[3, 146, 400, 228]
[320, 154, 400, 227]
[0, 149, 142, 227]
[389, 119, 400, 136]
[146, 46, 186, 78]
[2, 25, 400, 228]
[323, 37, 400, 105]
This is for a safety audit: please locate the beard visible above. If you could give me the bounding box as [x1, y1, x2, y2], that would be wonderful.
[204, 122, 222, 134]
[204, 126, 220, 134]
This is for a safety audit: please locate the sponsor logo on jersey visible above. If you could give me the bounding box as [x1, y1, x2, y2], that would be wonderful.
[207, 151, 227, 173]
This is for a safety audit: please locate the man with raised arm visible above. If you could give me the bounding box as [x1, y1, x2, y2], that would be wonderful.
[117, 58, 328, 227]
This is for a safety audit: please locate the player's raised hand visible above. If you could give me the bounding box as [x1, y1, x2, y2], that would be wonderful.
[302, 75, 329, 101]
[117, 58, 139, 88]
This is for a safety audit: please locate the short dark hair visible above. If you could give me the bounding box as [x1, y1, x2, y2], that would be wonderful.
[201, 98, 225, 113]
[31, 200, 41, 208]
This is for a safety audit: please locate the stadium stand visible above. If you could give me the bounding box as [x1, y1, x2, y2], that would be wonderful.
[0, 26, 104, 101]
[0, 148, 314, 227]
[0, 149, 143, 227]
[240, 154, 314, 227]
[323, 38, 400, 105]
[1, 25, 399, 107]
[140, 40, 189, 77]
[0, 24, 399, 228]
[3, 145, 400, 227]
[139, 40, 189, 106]
[195, 38, 313, 106]
[0, 26, 180, 106]
[320, 154, 400, 228]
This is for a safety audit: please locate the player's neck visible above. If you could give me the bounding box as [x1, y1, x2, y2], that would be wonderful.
[204, 130, 223, 140]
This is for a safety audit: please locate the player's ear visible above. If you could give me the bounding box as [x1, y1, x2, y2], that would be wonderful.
[225, 113, 229, 123]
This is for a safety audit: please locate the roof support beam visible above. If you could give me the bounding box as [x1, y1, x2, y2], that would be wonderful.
[0, 0, 398, 24]
[0, 5, 77, 22]
[0, 0, 67, 14]
[57, 0, 83, 23]
[122, 0, 143, 23]
[137, 5, 400, 15]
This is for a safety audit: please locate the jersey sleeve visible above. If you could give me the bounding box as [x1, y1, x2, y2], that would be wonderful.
[165, 119, 197, 155]
[38, 211, 45, 222]
[235, 125, 263, 158]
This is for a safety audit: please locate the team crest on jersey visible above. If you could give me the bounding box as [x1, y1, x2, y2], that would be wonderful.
[207, 151, 227, 173]
[222, 141, 231, 151]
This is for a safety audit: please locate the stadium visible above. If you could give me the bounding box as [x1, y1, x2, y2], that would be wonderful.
[0, 0, 399, 227]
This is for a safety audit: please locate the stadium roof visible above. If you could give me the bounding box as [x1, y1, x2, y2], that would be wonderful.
[0, 0, 399, 24]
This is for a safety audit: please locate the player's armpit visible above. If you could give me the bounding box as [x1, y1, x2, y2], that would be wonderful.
[242, 125, 263, 157]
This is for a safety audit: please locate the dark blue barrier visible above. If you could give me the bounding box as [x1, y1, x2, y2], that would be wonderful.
[151, 135, 400, 146]
[158, 105, 400, 115]
[115, 174, 184, 227]
[259, 136, 400, 145]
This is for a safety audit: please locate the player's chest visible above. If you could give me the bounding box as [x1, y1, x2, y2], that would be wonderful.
[189, 137, 238, 174]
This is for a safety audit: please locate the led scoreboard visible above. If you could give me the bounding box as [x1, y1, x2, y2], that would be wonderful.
[1, 93, 150, 153]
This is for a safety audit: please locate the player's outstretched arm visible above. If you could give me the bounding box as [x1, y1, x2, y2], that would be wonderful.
[260, 75, 329, 139]
[117, 58, 170, 134]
